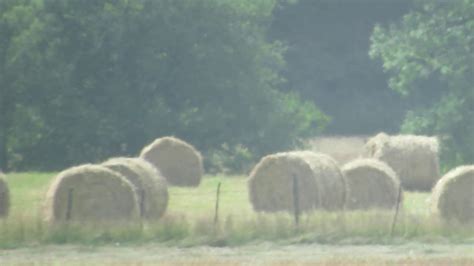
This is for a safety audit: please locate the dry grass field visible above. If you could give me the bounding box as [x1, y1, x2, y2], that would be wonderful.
[307, 136, 368, 165]
[1, 243, 473, 265]
[0, 172, 473, 265]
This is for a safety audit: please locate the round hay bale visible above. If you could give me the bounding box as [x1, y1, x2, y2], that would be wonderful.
[364, 133, 440, 191]
[102, 157, 168, 219]
[431, 165, 474, 223]
[140, 136, 203, 187]
[44, 164, 139, 223]
[296, 151, 346, 210]
[0, 172, 9, 218]
[248, 152, 321, 213]
[248, 151, 346, 213]
[342, 159, 401, 210]
[363, 132, 389, 157]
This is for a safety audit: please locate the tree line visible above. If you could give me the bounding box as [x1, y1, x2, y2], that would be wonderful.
[0, 0, 472, 172]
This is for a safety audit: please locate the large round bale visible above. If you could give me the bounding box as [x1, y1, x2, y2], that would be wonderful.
[342, 159, 401, 210]
[102, 157, 168, 219]
[364, 133, 440, 191]
[296, 151, 346, 210]
[431, 165, 474, 223]
[0, 172, 9, 218]
[140, 136, 203, 187]
[248, 151, 346, 213]
[44, 164, 139, 223]
[248, 152, 321, 213]
[364, 132, 390, 157]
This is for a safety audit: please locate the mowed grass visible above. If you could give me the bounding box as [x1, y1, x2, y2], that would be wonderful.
[5, 172, 253, 218]
[1, 172, 430, 217]
[0, 172, 473, 248]
[5, 172, 53, 216]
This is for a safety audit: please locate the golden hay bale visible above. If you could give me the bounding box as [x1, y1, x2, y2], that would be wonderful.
[44, 164, 139, 223]
[431, 165, 474, 223]
[296, 151, 346, 210]
[248, 151, 345, 213]
[342, 159, 401, 210]
[102, 157, 168, 219]
[140, 136, 203, 187]
[248, 152, 320, 213]
[364, 133, 440, 191]
[0, 172, 9, 218]
[364, 132, 390, 156]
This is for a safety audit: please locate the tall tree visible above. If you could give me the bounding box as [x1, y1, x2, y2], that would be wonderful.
[370, 0, 474, 168]
[3, 0, 325, 170]
[0, 1, 42, 171]
[270, 0, 412, 135]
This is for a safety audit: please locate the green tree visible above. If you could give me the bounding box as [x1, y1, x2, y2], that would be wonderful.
[0, 0, 43, 170]
[2, 0, 325, 171]
[269, 0, 412, 134]
[370, 0, 474, 168]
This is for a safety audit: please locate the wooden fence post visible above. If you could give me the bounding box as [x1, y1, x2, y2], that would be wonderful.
[214, 182, 222, 226]
[293, 175, 300, 227]
[390, 183, 403, 236]
[139, 189, 146, 218]
[66, 188, 73, 221]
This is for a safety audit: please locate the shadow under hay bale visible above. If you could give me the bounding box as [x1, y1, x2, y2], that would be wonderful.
[43, 164, 139, 223]
[102, 157, 168, 220]
[0, 172, 9, 218]
[431, 165, 474, 223]
[248, 151, 346, 213]
[140, 136, 203, 187]
[364, 133, 440, 191]
[342, 159, 401, 210]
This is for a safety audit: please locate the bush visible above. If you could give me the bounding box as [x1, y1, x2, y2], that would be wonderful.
[205, 144, 256, 175]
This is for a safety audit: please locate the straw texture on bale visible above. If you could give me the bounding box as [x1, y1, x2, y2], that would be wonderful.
[44, 164, 139, 223]
[431, 165, 474, 223]
[248, 151, 346, 213]
[0, 172, 9, 218]
[248, 152, 320, 213]
[102, 157, 168, 219]
[140, 137, 203, 187]
[342, 159, 401, 210]
[296, 151, 346, 210]
[364, 133, 440, 191]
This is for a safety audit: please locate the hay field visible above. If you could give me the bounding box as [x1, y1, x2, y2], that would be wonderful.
[307, 136, 368, 165]
[0, 172, 473, 265]
[0, 172, 429, 220]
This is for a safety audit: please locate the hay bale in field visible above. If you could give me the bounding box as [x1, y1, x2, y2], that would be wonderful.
[248, 151, 346, 213]
[364, 132, 390, 157]
[44, 164, 139, 223]
[140, 136, 203, 187]
[364, 133, 440, 191]
[308, 135, 368, 165]
[431, 165, 474, 223]
[296, 151, 346, 210]
[248, 152, 320, 213]
[342, 159, 401, 210]
[0, 172, 9, 218]
[102, 157, 168, 219]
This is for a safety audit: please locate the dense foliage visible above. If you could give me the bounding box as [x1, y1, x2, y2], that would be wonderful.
[0, 0, 325, 171]
[0, 0, 472, 172]
[370, 0, 474, 169]
[269, 0, 413, 134]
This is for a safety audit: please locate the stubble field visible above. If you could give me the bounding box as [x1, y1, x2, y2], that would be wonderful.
[0, 172, 473, 265]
